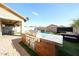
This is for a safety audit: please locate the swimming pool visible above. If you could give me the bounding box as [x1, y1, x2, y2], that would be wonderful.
[36, 32, 63, 44]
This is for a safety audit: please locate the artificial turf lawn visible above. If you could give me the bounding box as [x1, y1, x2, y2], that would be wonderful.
[19, 42, 38, 56]
[58, 40, 79, 56]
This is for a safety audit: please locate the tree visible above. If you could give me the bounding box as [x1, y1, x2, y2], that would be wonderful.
[71, 18, 79, 34]
[71, 18, 79, 28]
[24, 17, 29, 22]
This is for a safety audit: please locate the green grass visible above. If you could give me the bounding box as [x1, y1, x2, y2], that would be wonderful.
[19, 42, 38, 56]
[58, 40, 79, 56]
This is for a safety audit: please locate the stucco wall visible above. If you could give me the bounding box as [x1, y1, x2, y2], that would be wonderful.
[0, 20, 2, 35]
[73, 27, 79, 35]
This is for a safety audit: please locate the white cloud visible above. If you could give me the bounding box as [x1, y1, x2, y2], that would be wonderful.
[32, 11, 39, 16]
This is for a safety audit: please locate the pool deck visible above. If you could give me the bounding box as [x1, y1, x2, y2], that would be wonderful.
[0, 35, 30, 56]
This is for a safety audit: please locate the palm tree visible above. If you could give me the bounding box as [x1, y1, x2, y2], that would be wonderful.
[72, 18, 79, 27]
[24, 17, 29, 22]
[71, 18, 79, 34]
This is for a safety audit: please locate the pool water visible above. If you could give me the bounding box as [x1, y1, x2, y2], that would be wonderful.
[36, 32, 63, 44]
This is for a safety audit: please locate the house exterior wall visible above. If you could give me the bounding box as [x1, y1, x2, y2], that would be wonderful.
[77, 28, 79, 34]
[0, 5, 25, 35]
[14, 26, 20, 35]
[0, 20, 2, 36]
[73, 27, 79, 35]
[57, 27, 73, 33]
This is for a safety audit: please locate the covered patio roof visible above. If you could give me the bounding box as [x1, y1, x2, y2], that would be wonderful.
[0, 17, 21, 26]
[0, 3, 27, 21]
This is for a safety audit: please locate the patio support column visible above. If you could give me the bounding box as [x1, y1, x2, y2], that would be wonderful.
[13, 24, 16, 35]
[20, 21, 22, 35]
[0, 20, 2, 36]
[14, 23, 17, 35]
[45, 29, 46, 32]
[21, 21, 25, 34]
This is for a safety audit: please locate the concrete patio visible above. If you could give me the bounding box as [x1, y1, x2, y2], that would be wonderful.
[0, 35, 30, 56]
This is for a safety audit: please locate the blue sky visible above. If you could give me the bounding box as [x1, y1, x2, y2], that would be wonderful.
[5, 3, 79, 27]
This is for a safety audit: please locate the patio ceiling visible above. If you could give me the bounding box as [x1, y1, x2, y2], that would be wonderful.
[0, 18, 21, 26]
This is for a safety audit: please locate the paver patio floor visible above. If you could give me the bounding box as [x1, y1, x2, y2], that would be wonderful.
[0, 35, 30, 56]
